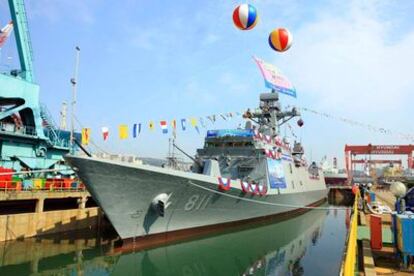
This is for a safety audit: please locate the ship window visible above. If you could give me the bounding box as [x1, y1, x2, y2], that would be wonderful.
[300, 181, 303, 186]
[289, 163, 293, 174]
[292, 181, 295, 189]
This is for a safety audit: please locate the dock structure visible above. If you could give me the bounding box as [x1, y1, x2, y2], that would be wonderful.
[341, 187, 414, 275]
[0, 189, 104, 242]
[341, 189, 359, 276]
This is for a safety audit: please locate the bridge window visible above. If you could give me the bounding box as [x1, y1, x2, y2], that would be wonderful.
[205, 141, 254, 148]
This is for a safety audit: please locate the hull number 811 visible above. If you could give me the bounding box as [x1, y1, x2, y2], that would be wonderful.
[184, 194, 212, 211]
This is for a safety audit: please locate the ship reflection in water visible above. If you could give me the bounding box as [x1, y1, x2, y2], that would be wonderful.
[0, 203, 350, 276]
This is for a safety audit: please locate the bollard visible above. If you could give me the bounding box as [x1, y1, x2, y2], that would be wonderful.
[370, 215, 382, 250]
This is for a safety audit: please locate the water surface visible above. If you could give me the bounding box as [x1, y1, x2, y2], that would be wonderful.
[0, 204, 350, 276]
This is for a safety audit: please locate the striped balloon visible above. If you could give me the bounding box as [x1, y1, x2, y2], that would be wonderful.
[232, 4, 258, 30]
[268, 28, 293, 52]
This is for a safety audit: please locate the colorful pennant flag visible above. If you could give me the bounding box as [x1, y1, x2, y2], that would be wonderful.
[119, 124, 128, 139]
[149, 121, 155, 131]
[160, 120, 168, 134]
[0, 21, 13, 48]
[190, 118, 197, 127]
[171, 119, 177, 138]
[133, 123, 141, 138]
[181, 119, 186, 131]
[190, 118, 200, 134]
[207, 115, 216, 123]
[81, 128, 90, 145]
[101, 127, 109, 141]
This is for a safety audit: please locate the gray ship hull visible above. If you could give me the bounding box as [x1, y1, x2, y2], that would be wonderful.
[66, 156, 328, 241]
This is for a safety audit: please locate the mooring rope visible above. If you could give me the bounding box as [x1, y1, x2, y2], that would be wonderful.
[188, 180, 350, 210]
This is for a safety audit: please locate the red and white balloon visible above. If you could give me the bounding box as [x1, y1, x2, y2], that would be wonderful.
[268, 28, 293, 52]
[232, 4, 258, 30]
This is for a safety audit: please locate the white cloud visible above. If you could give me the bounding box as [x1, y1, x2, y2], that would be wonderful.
[277, 0, 414, 122]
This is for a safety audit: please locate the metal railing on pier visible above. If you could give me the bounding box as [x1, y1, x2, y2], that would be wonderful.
[341, 190, 359, 276]
[0, 179, 85, 193]
[0, 122, 37, 136]
[0, 186, 86, 193]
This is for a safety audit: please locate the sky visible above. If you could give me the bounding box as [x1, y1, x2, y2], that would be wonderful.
[1, 0, 414, 168]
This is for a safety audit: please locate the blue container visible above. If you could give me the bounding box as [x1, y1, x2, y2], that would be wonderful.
[22, 179, 33, 189]
[71, 182, 78, 189]
[370, 192, 376, 202]
[396, 212, 414, 255]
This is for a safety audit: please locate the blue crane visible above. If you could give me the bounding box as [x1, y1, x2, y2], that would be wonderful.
[0, 0, 77, 174]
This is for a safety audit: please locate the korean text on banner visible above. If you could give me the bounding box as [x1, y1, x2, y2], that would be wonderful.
[253, 56, 297, 98]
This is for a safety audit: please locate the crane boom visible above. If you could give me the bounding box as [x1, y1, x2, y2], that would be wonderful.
[8, 0, 35, 83]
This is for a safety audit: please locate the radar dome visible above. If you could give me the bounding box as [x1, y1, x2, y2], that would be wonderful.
[390, 181, 407, 197]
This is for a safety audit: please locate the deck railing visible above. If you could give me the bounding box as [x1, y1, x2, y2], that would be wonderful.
[342, 189, 359, 276]
[0, 122, 37, 136]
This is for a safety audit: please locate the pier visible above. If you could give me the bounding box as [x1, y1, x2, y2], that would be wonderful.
[0, 188, 104, 242]
[341, 187, 413, 275]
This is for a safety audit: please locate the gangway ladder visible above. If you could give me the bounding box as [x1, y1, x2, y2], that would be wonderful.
[40, 104, 61, 146]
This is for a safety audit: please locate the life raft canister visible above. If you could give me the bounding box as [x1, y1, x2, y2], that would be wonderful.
[218, 177, 231, 191]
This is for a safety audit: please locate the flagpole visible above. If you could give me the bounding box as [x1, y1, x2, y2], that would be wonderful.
[70, 46, 80, 152]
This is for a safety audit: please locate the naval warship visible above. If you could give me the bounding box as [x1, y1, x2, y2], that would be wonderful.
[65, 90, 327, 243]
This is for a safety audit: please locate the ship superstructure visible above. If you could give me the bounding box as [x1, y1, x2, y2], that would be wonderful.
[321, 157, 348, 185]
[66, 88, 327, 242]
